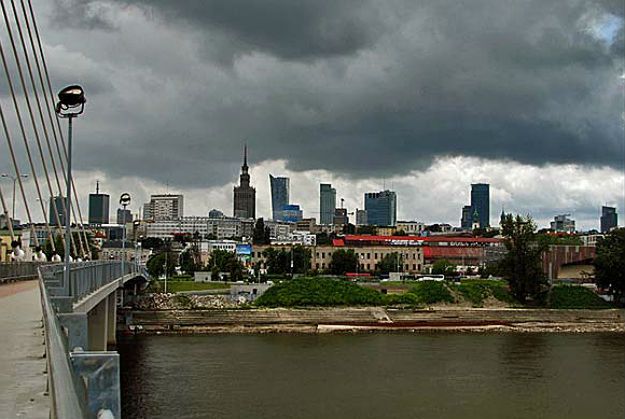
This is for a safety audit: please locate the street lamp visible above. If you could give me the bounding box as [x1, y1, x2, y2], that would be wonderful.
[56, 85, 86, 293]
[1, 173, 28, 221]
[119, 193, 131, 276]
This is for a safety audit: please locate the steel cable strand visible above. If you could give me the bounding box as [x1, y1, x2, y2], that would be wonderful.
[24, 0, 90, 258]
[5, 0, 77, 257]
[0, 18, 55, 250]
[0, 183, 15, 239]
[0, 0, 62, 252]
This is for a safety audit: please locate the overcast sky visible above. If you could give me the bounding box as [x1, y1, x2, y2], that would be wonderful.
[0, 0, 623, 230]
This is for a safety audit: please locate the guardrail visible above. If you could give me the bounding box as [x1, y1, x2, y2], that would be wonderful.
[0, 262, 52, 283]
[38, 261, 149, 419]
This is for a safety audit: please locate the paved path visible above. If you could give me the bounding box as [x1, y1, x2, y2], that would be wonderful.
[0, 280, 49, 418]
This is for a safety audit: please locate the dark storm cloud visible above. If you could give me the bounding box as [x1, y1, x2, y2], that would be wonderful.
[37, 0, 625, 188]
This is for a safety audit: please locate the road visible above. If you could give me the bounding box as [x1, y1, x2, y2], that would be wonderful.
[0, 280, 49, 418]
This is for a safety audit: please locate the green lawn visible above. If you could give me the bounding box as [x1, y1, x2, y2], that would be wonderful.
[548, 285, 611, 309]
[153, 281, 230, 293]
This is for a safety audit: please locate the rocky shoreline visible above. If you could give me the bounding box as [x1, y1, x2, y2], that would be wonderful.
[121, 306, 625, 335]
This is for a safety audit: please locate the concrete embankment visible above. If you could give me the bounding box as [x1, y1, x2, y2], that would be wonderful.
[122, 307, 625, 334]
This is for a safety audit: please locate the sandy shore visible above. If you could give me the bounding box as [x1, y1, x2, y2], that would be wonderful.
[122, 307, 625, 335]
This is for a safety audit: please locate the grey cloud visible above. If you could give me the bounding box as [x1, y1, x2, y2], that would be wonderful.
[24, 0, 625, 190]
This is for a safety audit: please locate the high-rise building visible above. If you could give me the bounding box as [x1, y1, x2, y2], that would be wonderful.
[364, 190, 397, 226]
[143, 194, 183, 221]
[88, 181, 109, 225]
[333, 208, 349, 225]
[600, 206, 617, 233]
[49, 196, 68, 226]
[281, 204, 303, 222]
[319, 183, 336, 225]
[356, 209, 368, 226]
[550, 214, 575, 233]
[270, 175, 290, 221]
[233, 145, 256, 219]
[470, 183, 490, 228]
[117, 208, 133, 225]
[460, 205, 472, 230]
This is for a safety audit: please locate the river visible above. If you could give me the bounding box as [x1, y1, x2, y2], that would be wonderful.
[118, 333, 624, 419]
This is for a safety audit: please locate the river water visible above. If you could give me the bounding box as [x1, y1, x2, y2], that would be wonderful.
[118, 333, 624, 419]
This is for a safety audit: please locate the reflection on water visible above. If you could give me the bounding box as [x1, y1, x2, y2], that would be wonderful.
[118, 333, 625, 419]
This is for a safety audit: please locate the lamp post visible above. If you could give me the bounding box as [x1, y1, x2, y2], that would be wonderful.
[119, 193, 131, 276]
[55, 85, 85, 294]
[1, 173, 28, 221]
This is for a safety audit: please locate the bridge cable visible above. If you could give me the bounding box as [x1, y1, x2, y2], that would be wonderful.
[0, 184, 15, 240]
[0, 68, 38, 245]
[0, 29, 53, 249]
[23, 0, 90, 258]
[0, 0, 62, 251]
[4, 0, 78, 257]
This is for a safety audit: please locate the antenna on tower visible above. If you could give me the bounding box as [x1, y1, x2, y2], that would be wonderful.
[341, 198, 345, 209]
[243, 142, 248, 167]
[96, 180, 99, 194]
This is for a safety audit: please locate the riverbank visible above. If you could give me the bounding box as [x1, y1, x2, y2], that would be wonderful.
[121, 307, 625, 334]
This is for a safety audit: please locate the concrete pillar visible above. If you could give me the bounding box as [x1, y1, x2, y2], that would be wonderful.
[106, 293, 117, 348]
[87, 298, 108, 351]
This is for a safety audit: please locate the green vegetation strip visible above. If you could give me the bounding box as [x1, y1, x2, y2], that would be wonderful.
[452, 280, 515, 307]
[548, 285, 611, 309]
[152, 281, 230, 293]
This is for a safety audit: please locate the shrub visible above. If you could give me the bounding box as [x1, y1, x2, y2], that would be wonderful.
[255, 277, 384, 307]
[548, 286, 611, 309]
[409, 281, 454, 305]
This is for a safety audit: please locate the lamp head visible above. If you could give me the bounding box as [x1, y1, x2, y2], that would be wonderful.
[55, 85, 86, 116]
[119, 193, 131, 206]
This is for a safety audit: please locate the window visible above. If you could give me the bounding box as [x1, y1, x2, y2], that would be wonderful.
[322, 252, 325, 258]
[412, 264, 416, 270]
[367, 253, 371, 259]
[374, 253, 378, 259]
[366, 264, 370, 270]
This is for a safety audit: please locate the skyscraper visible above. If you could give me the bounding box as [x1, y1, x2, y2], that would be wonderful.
[470, 183, 490, 228]
[117, 208, 133, 225]
[270, 174, 290, 221]
[88, 181, 109, 225]
[460, 205, 472, 230]
[600, 206, 617, 233]
[233, 145, 256, 219]
[364, 190, 397, 226]
[49, 196, 68, 226]
[319, 183, 336, 225]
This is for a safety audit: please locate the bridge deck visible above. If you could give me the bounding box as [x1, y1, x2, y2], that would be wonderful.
[0, 281, 49, 418]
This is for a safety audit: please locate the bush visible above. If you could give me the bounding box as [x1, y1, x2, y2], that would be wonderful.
[383, 293, 421, 306]
[409, 281, 454, 305]
[548, 286, 611, 309]
[454, 280, 515, 307]
[255, 277, 384, 307]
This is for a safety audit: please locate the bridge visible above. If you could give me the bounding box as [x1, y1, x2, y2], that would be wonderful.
[0, 261, 149, 418]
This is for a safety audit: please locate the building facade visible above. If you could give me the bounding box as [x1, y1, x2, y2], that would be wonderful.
[319, 183, 336, 225]
[143, 216, 253, 240]
[460, 205, 472, 230]
[49, 196, 68, 226]
[143, 194, 183, 221]
[233, 145, 256, 219]
[269, 175, 290, 221]
[356, 209, 368, 226]
[600, 206, 617, 233]
[470, 183, 490, 228]
[364, 190, 397, 226]
[281, 204, 303, 222]
[396, 221, 425, 235]
[550, 214, 575, 233]
[116, 208, 133, 225]
[88, 183, 109, 225]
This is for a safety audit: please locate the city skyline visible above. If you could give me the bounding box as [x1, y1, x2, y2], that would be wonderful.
[0, 1, 622, 231]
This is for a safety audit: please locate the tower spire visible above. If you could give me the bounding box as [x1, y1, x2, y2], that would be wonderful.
[243, 143, 248, 168]
[96, 180, 99, 195]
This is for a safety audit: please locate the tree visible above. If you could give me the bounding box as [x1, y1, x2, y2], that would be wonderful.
[431, 259, 456, 276]
[146, 252, 176, 278]
[262, 246, 311, 275]
[208, 249, 244, 281]
[330, 249, 359, 275]
[499, 214, 547, 303]
[594, 228, 625, 305]
[179, 250, 199, 274]
[253, 218, 271, 245]
[377, 252, 401, 274]
[342, 223, 356, 234]
[316, 232, 331, 246]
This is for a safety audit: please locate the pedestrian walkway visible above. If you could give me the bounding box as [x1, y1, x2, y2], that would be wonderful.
[0, 280, 49, 418]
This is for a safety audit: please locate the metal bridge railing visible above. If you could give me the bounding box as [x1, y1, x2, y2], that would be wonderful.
[0, 262, 52, 283]
[37, 261, 148, 419]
